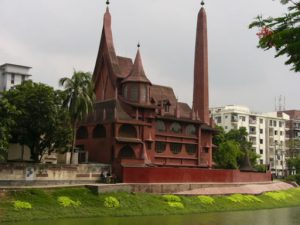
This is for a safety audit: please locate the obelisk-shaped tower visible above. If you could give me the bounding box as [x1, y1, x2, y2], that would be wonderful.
[193, 2, 209, 125]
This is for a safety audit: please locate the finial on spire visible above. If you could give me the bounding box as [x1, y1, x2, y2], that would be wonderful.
[201, 0, 205, 6]
[137, 42, 141, 48]
[106, 0, 110, 5]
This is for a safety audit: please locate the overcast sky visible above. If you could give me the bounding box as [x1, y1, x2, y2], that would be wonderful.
[0, 0, 298, 113]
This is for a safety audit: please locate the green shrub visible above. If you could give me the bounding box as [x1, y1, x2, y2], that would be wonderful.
[197, 196, 215, 204]
[285, 174, 300, 185]
[226, 194, 262, 203]
[13, 201, 32, 210]
[57, 196, 81, 207]
[263, 192, 292, 201]
[103, 196, 120, 208]
[162, 195, 181, 202]
[167, 202, 184, 209]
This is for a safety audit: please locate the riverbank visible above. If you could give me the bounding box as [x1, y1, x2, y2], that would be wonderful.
[1, 187, 300, 223]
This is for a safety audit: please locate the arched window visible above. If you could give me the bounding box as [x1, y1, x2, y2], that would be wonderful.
[186, 144, 197, 155]
[119, 124, 137, 138]
[155, 142, 166, 153]
[123, 85, 128, 99]
[76, 126, 88, 139]
[170, 122, 182, 134]
[156, 120, 166, 133]
[93, 124, 106, 138]
[118, 145, 135, 158]
[170, 143, 182, 154]
[186, 125, 196, 136]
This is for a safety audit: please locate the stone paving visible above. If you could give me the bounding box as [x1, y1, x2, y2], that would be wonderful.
[175, 181, 296, 196]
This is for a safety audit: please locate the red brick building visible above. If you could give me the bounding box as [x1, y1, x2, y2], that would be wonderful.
[75, 3, 214, 179]
[76, 3, 271, 183]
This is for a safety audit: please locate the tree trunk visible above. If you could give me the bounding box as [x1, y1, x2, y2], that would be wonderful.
[70, 122, 77, 164]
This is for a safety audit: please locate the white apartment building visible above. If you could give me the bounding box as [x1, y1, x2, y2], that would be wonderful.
[210, 105, 289, 177]
[0, 63, 31, 92]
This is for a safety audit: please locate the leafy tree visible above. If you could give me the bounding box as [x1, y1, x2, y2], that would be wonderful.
[59, 71, 95, 160]
[3, 81, 72, 162]
[0, 98, 18, 161]
[287, 157, 300, 174]
[249, 0, 300, 72]
[213, 126, 259, 169]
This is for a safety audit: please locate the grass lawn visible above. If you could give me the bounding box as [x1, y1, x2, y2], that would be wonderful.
[0, 187, 300, 222]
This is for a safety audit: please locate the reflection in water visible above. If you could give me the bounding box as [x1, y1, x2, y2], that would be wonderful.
[5, 207, 300, 225]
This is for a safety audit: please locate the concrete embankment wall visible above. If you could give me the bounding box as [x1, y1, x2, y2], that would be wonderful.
[0, 163, 110, 186]
[123, 167, 272, 183]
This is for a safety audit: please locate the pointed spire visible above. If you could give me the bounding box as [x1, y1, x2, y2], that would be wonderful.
[193, 3, 209, 124]
[122, 47, 151, 84]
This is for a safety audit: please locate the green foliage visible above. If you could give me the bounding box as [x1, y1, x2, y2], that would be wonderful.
[0, 98, 18, 161]
[255, 164, 267, 172]
[162, 194, 181, 202]
[285, 174, 300, 184]
[213, 127, 260, 169]
[13, 201, 32, 210]
[287, 157, 300, 174]
[227, 194, 262, 203]
[57, 196, 81, 207]
[59, 71, 95, 154]
[197, 196, 215, 204]
[2, 81, 72, 162]
[263, 191, 292, 201]
[103, 196, 120, 208]
[249, 0, 300, 72]
[167, 202, 184, 209]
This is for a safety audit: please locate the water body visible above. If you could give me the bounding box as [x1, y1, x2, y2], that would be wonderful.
[5, 207, 300, 225]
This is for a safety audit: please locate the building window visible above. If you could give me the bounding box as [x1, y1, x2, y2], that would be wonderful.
[22, 76, 25, 82]
[76, 126, 88, 139]
[11, 74, 15, 84]
[203, 147, 209, 153]
[140, 85, 147, 102]
[93, 124, 106, 138]
[170, 122, 182, 134]
[260, 119, 263, 124]
[260, 139, 263, 144]
[155, 142, 166, 153]
[260, 159, 264, 165]
[260, 149, 263, 154]
[240, 116, 246, 122]
[186, 125, 196, 136]
[273, 121, 277, 127]
[269, 120, 273, 126]
[215, 116, 222, 123]
[280, 131, 283, 136]
[260, 129, 263, 134]
[279, 121, 282, 127]
[170, 143, 182, 154]
[119, 124, 137, 138]
[186, 144, 197, 155]
[275, 130, 278, 135]
[130, 85, 139, 102]
[156, 120, 166, 133]
[123, 85, 128, 99]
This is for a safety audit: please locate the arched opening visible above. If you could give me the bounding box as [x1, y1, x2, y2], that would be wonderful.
[93, 124, 106, 138]
[170, 122, 182, 134]
[119, 124, 137, 138]
[76, 126, 88, 139]
[118, 145, 135, 158]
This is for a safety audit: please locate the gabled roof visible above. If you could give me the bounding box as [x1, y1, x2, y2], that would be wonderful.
[122, 49, 151, 84]
[117, 56, 133, 78]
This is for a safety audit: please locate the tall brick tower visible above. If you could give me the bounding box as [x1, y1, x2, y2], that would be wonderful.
[193, 1, 209, 125]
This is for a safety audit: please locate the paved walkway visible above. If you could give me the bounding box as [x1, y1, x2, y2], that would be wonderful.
[175, 181, 296, 195]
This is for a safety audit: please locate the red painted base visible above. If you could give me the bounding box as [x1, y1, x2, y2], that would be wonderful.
[122, 167, 271, 183]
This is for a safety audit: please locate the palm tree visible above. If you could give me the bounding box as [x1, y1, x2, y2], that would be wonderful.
[59, 70, 95, 163]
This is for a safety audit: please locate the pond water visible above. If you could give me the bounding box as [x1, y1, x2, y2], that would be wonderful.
[5, 207, 300, 225]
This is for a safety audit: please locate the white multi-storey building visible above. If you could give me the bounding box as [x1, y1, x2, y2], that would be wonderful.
[210, 105, 289, 177]
[0, 63, 31, 92]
